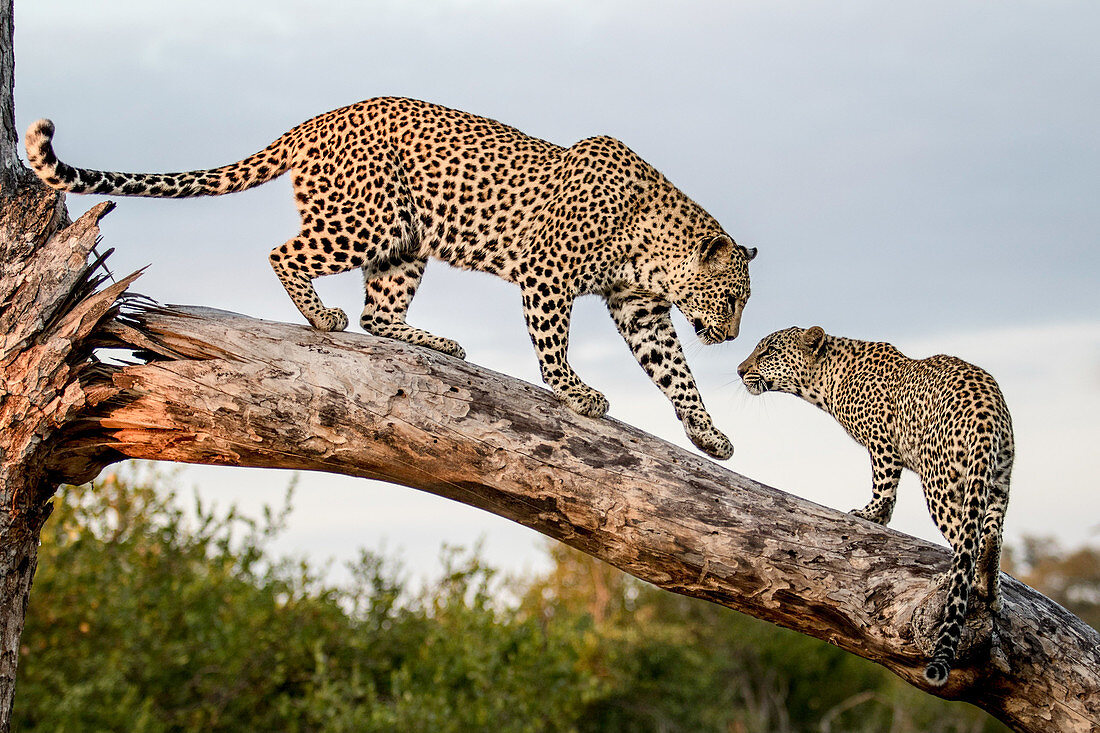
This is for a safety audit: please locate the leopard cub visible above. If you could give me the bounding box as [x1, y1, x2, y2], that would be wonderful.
[738, 326, 1013, 687]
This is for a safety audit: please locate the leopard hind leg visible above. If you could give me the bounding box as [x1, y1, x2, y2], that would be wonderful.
[975, 454, 1011, 613]
[360, 253, 466, 358]
[269, 237, 352, 332]
[272, 149, 419, 334]
[924, 446, 992, 687]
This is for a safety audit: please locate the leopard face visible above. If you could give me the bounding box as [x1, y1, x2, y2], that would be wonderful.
[669, 234, 756, 345]
[737, 326, 824, 395]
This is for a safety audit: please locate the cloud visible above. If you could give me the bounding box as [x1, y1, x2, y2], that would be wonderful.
[16, 0, 1099, 575]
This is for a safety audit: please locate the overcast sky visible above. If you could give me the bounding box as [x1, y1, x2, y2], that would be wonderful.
[14, 1, 1100, 582]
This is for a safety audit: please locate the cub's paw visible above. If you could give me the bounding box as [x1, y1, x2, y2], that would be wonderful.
[972, 582, 1004, 614]
[311, 307, 349, 332]
[558, 384, 609, 418]
[848, 507, 889, 525]
[681, 410, 733, 460]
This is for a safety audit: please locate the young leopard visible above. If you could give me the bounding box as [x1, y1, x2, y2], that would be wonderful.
[737, 326, 1013, 686]
[25, 97, 756, 458]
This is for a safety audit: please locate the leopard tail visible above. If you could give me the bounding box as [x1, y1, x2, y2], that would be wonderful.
[24, 119, 293, 198]
[923, 438, 997, 687]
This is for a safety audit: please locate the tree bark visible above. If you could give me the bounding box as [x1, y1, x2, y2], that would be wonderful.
[0, 3, 83, 727]
[0, 188, 126, 729]
[0, 0, 19, 190]
[36, 303, 1098, 733]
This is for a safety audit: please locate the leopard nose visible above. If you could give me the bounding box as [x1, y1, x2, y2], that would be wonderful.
[736, 360, 750, 378]
[691, 318, 705, 333]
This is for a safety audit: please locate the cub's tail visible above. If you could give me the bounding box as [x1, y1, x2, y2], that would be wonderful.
[923, 443, 996, 687]
[25, 119, 293, 198]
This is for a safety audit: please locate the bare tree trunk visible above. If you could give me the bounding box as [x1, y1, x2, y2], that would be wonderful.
[0, 185, 123, 728]
[0, 0, 18, 189]
[40, 304, 1098, 733]
[0, 2, 55, 726]
[0, 8, 134, 727]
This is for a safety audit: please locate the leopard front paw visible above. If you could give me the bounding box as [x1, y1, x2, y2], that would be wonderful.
[848, 507, 889, 525]
[681, 409, 733, 460]
[558, 383, 609, 418]
[311, 307, 349, 332]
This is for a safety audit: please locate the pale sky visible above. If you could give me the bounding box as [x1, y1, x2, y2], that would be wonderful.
[15, 1, 1100, 582]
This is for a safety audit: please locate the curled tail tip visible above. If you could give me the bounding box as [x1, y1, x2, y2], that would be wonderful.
[924, 659, 951, 687]
[24, 118, 72, 189]
[25, 118, 58, 172]
[26, 118, 55, 145]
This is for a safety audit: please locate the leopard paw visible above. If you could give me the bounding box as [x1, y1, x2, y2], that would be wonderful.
[311, 307, 349, 332]
[681, 410, 733, 460]
[558, 384, 609, 418]
[848, 507, 889, 525]
[972, 580, 1004, 614]
[425, 336, 466, 360]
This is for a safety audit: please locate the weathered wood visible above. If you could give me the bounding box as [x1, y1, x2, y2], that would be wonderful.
[0, 193, 124, 730]
[0, 3, 91, 728]
[0, 0, 17, 191]
[45, 304, 1099, 733]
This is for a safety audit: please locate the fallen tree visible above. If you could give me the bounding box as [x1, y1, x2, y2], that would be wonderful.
[2, 7, 1098, 733]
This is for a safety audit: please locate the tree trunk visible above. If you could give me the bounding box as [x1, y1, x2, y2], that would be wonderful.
[0, 185, 125, 728]
[39, 303, 1099, 733]
[1, 4, 53, 727]
[0, 7, 136, 727]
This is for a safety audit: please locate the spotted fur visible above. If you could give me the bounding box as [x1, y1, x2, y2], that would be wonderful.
[25, 97, 757, 458]
[738, 326, 1013, 686]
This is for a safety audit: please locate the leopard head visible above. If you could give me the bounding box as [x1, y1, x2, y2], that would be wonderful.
[737, 326, 827, 396]
[668, 233, 756, 345]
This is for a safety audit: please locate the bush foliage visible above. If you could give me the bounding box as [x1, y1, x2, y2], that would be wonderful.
[12, 468, 1039, 731]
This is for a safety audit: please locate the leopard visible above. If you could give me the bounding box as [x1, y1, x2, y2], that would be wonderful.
[25, 97, 757, 459]
[737, 326, 1013, 686]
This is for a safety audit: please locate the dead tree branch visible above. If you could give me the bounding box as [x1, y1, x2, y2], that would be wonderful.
[34, 298, 1100, 733]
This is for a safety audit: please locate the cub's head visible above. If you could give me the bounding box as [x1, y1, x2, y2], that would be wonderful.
[668, 233, 756, 345]
[737, 326, 827, 396]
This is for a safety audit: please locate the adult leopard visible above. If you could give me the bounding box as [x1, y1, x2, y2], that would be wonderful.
[737, 326, 1013, 685]
[26, 97, 756, 458]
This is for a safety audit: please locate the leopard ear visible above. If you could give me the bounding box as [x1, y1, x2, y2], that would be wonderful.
[736, 243, 758, 262]
[802, 326, 826, 358]
[699, 234, 733, 266]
